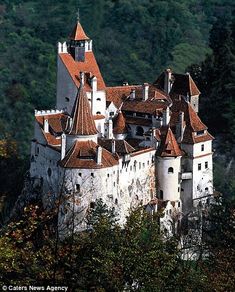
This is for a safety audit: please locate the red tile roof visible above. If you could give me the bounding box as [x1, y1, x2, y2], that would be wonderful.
[125, 116, 152, 126]
[113, 111, 128, 134]
[69, 22, 90, 41]
[69, 86, 98, 136]
[157, 126, 182, 157]
[98, 139, 135, 155]
[60, 140, 118, 169]
[154, 72, 200, 96]
[41, 129, 61, 147]
[36, 113, 69, 134]
[170, 97, 213, 144]
[59, 52, 106, 91]
[106, 84, 171, 110]
[93, 114, 105, 120]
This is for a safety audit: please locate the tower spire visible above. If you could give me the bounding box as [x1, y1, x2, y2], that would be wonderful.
[76, 8, 80, 22]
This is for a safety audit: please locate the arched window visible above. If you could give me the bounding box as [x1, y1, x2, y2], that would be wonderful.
[96, 98, 101, 101]
[168, 167, 174, 174]
[96, 111, 101, 114]
[136, 126, 144, 136]
[159, 190, 163, 200]
[115, 198, 118, 205]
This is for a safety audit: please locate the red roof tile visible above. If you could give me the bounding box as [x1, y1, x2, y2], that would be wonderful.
[59, 52, 106, 91]
[106, 84, 171, 109]
[157, 126, 182, 157]
[154, 72, 200, 96]
[69, 86, 98, 136]
[98, 139, 135, 155]
[170, 98, 213, 144]
[36, 113, 69, 134]
[60, 140, 118, 169]
[69, 22, 90, 41]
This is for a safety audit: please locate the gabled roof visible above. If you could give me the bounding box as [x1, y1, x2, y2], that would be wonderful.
[106, 84, 171, 110]
[59, 52, 106, 91]
[35, 113, 69, 134]
[60, 140, 118, 169]
[171, 73, 200, 96]
[157, 126, 182, 157]
[69, 85, 98, 136]
[113, 111, 128, 134]
[170, 97, 214, 144]
[69, 21, 90, 41]
[98, 139, 135, 155]
[154, 72, 200, 96]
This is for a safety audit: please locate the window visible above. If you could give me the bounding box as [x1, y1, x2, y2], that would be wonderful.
[110, 111, 114, 116]
[196, 130, 204, 136]
[136, 126, 144, 136]
[115, 198, 118, 205]
[96, 98, 101, 101]
[198, 163, 201, 171]
[168, 167, 174, 173]
[201, 144, 204, 151]
[47, 168, 52, 177]
[76, 184, 80, 192]
[107, 173, 110, 177]
[96, 111, 101, 114]
[79, 173, 82, 177]
[130, 166, 132, 171]
[90, 202, 95, 209]
[139, 162, 141, 169]
[160, 190, 163, 200]
[205, 187, 208, 191]
[178, 202, 181, 207]
[143, 163, 145, 168]
[205, 161, 208, 169]
[114, 182, 115, 187]
[91, 173, 94, 178]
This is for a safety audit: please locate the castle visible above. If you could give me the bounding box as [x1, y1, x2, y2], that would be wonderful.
[29, 17, 214, 234]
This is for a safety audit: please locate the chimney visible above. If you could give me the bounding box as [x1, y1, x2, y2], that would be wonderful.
[176, 111, 184, 142]
[108, 118, 113, 139]
[130, 89, 136, 100]
[91, 75, 97, 92]
[80, 72, 85, 87]
[61, 133, 66, 160]
[112, 139, 116, 153]
[142, 83, 149, 101]
[97, 146, 102, 165]
[164, 69, 172, 94]
[44, 118, 49, 133]
[163, 106, 170, 126]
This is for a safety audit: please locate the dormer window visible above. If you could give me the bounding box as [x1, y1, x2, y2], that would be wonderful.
[196, 130, 205, 136]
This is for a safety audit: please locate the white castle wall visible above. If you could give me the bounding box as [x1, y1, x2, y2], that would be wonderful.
[86, 90, 106, 116]
[56, 56, 78, 114]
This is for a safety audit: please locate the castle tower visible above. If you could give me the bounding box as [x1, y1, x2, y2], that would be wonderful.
[156, 127, 182, 201]
[65, 72, 98, 149]
[67, 15, 92, 61]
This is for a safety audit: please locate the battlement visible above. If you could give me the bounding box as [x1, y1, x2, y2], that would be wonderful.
[35, 109, 64, 116]
[58, 42, 68, 54]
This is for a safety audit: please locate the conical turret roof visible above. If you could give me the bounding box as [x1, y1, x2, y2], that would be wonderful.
[69, 83, 98, 136]
[113, 111, 128, 134]
[69, 21, 90, 41]
[157, 126, 182, 157]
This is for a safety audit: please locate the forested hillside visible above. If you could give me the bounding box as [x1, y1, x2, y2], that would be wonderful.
[0, 0, 234, 220]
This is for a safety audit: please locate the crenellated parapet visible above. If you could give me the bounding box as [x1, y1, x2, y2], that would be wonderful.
[35, 109, 64, 116]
